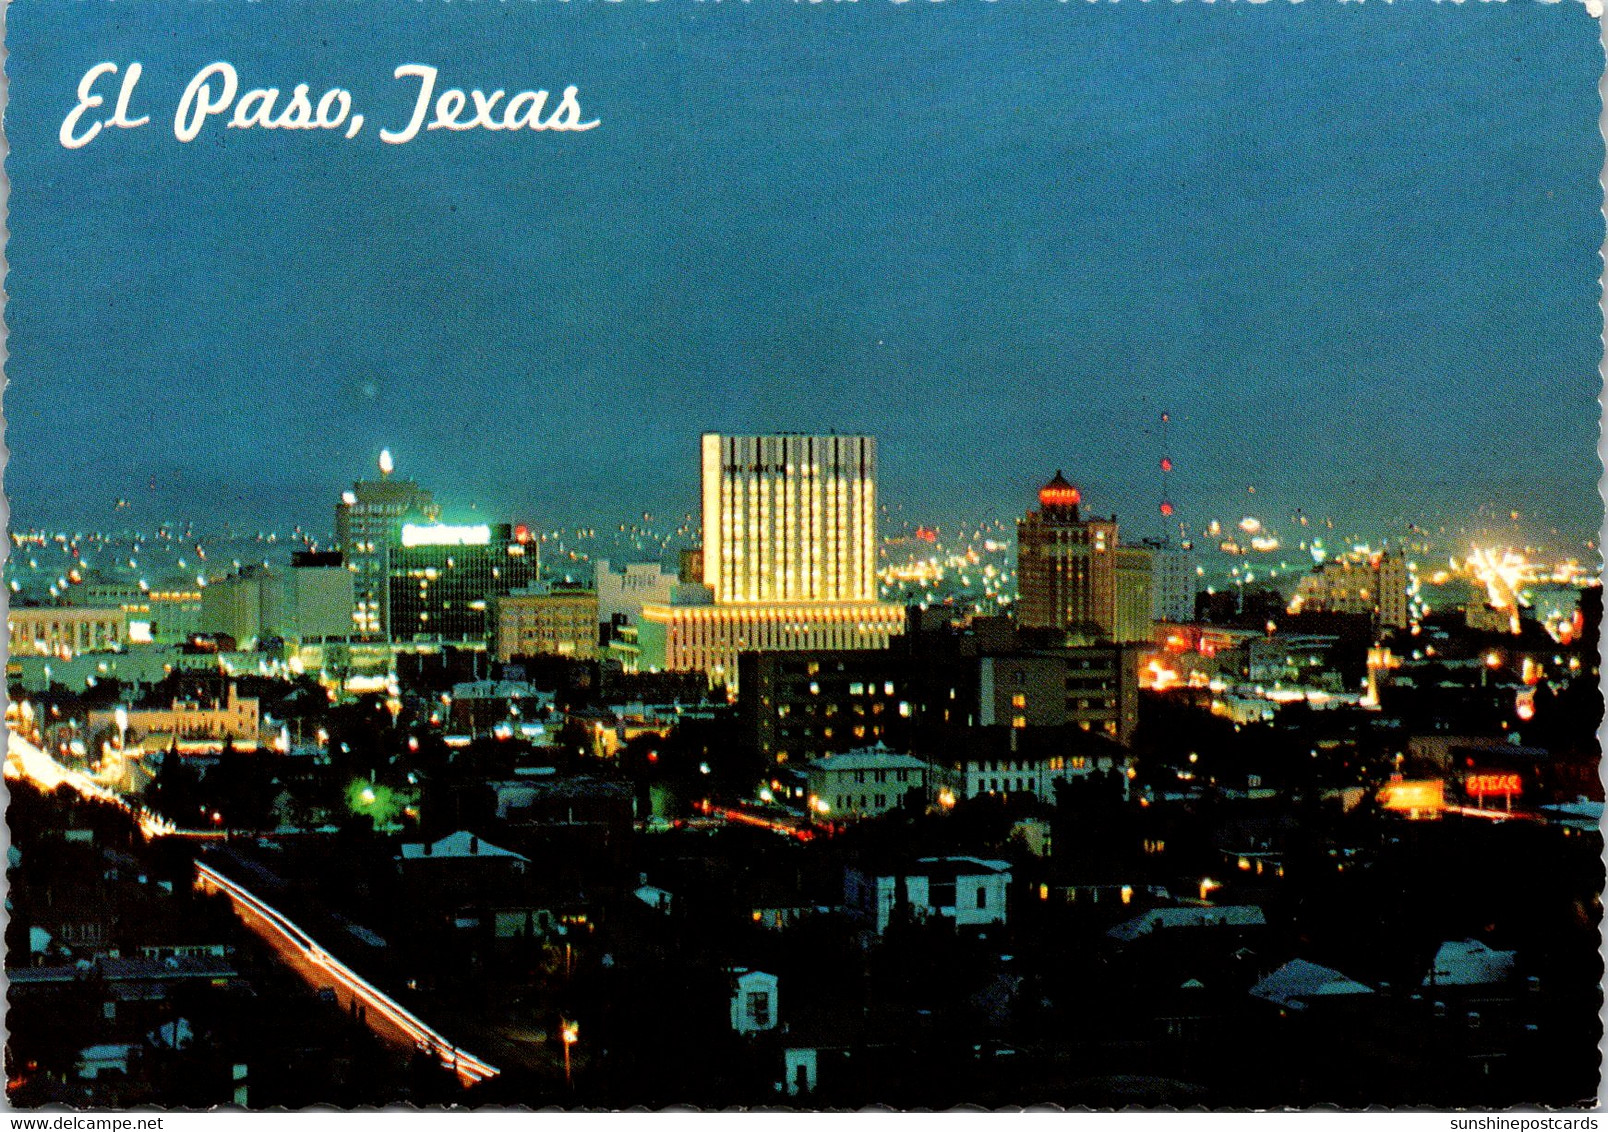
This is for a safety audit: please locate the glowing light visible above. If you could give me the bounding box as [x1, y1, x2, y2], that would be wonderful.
[1379, 779, 1446, 816]
[400, 523, 492, 547]
[1038, 471, 1081, 509]
[378, 449, 394, 476]
[196, 861, 497, 1084]
[1466, 773, 1522, 798]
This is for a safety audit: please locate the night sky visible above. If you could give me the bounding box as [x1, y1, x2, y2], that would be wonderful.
[6, 0, 1603, 544]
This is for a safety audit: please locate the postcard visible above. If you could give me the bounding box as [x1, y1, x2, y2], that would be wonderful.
[3, 0, 1603, 1113]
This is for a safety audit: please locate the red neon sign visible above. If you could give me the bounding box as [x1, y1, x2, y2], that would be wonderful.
[1466, 773, 1522, 798]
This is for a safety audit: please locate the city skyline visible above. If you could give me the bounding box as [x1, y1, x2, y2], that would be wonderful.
[5, 2, 1602, 542]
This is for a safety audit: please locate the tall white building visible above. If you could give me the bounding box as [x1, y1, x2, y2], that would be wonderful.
[640, 434, 903, 690]
[700, 433, 878, 603]
[594, 559, 678, 628]
[1147, 540, 1196, 624]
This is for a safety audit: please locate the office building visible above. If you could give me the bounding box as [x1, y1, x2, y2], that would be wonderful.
[738, 619, 1140, 765]
[595, 559, 677, 632]
[1289, 549, 1410, 632]
[333, 451, 438, 637]
[386, 522, 538, 644]
[198, 554, 355, 649]
[1146, 539, 1197, 623]
[699, 433, 878, 603]
[639, 434, 904, 688]
[491, 587, 600, 662]
[200, 568, 275, 647]
[283, 551, 358, 642]
[1017, 471, 1152, 643]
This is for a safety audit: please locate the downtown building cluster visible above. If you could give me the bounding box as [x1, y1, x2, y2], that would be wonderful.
[4, 432, 1602, 1109]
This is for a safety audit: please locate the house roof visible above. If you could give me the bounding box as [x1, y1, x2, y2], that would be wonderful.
[1422, 939, 1516, 987]
[912, 856, 1012, 882]
[399, 830, 528, 862]
[78, 1044, 135, 1062]
[1106, 905, 1266, 943]
[809, 746, 929, 773]
[1250, 959, 1373, 1010]
[634, 885, 674, 909]
[9, 955, 237, 985]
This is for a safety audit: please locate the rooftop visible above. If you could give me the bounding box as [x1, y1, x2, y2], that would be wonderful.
[399, 830, 528, 862]
[1106, 905, 1266, 943]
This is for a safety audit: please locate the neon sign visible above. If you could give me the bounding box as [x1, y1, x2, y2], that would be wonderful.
[1465, 773, 1522, 798]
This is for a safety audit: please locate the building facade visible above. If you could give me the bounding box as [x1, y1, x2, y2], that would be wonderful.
[1017, 472, 1152, 644]
[594, 559, 677, 633]
[700, 433, 878, 603]
[386, 522, 538, 644]
[89, 683, 262, 748]
[491, 588, 600, 662]
[333, 452, 438, 638]
[803, 746, 929, 821]
[1147, 540, 1197, 624]
[8, 607, 129, 657]
[639, 600, 905, 690]
[640, 434, 905, 690]
[977, 648, 1139, 743]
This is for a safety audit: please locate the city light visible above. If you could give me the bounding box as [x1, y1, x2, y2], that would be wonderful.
[400, 523, 492, 547]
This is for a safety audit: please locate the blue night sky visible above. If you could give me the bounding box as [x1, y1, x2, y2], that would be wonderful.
[5, 0, 1603, 545]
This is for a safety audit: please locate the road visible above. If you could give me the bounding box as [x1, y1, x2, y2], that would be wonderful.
[7, 731, 500, 1087]
[196, 860, 500, 1087]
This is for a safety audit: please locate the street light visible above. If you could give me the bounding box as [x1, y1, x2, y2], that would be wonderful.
[561, 1020, 579, 1086]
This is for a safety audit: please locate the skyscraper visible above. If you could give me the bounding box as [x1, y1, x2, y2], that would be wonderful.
[640, 433, 903, 690]
[333, 450, 438, 638]
[1017, 471, 1152, 644]
[699, 433, 878, 603]
[385, 522, 538, 644]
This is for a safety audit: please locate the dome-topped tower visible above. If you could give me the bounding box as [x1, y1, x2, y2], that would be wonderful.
[1038, 470, 1082, 515]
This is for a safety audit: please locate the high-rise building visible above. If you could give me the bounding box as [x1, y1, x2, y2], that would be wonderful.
[284, 551, 358, 642]
[385, 522, 538, 644]
[700, 433, 878, 603]
[1144, 539, 1197, 624]
[334, 450, 438, 638]
[640, 434, 904, 689]
[1016, 472, 1152, 644]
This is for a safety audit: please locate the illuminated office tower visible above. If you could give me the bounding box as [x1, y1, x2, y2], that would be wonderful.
[640, 434, 903, 691]
[700, 433, 879, 603]
[1017, 471, 1152, 644]
[333, 450, 438, 638]
[386, 522, 538, 643]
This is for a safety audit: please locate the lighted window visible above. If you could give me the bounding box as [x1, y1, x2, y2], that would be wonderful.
[1011, 693, 1026, 709]
[1012, 715, 1026, 729]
